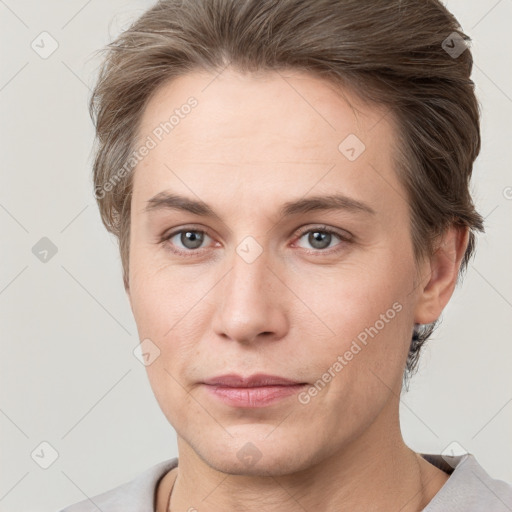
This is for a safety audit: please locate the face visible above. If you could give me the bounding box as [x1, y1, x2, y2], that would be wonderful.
[128, 68, 425, 476]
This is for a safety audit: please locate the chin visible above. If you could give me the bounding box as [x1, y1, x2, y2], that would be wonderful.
[187, 426, 322, 477]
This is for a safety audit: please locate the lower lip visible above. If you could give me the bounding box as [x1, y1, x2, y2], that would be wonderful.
[204, 384, 307, 408]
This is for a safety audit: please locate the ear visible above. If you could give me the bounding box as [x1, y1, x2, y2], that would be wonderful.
[414, 226, 469, 325]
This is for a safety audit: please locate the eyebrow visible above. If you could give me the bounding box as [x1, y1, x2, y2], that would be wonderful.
[143, 192, 376, 219]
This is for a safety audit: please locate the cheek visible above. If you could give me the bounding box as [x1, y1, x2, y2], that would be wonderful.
[128, 249, 215, 391]
[290, 274, 413, 438]
[128, 243, 211, 338]
[128, 256, 209, 423]
[293, 253, 412, 336]
[289, 254, 415, 387]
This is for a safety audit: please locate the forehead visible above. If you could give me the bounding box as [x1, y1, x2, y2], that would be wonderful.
[137, 67, 391, 151]
[132, 67, 401, 215]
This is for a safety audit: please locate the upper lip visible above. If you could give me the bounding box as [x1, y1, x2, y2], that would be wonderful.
[203, 373, 305, 387]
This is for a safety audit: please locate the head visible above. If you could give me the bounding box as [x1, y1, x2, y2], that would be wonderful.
[90, 0, 483, 474]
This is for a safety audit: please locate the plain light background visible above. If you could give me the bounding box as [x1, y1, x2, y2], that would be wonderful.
[0, 1, 511, 510]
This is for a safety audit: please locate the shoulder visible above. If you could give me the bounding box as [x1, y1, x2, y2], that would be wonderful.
[57, 458, 178, 512]
[423, 453, 512, 511]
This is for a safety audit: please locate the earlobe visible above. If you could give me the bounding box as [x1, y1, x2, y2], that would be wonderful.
[414, 226, 469, 325]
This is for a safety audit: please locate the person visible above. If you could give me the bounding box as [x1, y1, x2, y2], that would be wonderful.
[60, 0, 512, 510]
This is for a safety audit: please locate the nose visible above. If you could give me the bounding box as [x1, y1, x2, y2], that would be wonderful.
[211, 246, 289, 345]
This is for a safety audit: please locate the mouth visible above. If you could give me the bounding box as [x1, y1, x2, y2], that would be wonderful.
[202, 373, 308, 408]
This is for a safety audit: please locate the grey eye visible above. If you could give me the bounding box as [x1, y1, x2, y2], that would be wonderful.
[296, 230, 342, 250]
[172, 230, 210, 250]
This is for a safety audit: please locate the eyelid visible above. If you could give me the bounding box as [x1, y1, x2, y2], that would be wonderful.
[289, 224, 353, 255]
[292, 224, 353, 243]
[161, 224, 212, 242]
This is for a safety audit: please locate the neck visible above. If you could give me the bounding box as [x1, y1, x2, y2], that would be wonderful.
[161, 415, 449, 512]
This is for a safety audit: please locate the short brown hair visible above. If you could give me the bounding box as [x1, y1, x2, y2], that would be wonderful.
[89, 0, 484, 377]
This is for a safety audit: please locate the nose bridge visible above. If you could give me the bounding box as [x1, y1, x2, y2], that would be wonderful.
[234, 246, 275, 303]
[212, 240, 288, 343]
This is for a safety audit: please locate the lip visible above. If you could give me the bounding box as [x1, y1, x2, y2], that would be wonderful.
[202, 373, 308, 408]
[202, 373, 305, 387]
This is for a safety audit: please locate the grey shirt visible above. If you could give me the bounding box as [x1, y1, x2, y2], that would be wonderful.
[59, 454, 512, 511]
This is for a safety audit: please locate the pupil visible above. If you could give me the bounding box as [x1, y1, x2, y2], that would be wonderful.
[182, 231, 203, 249]
[309, 231, 331, 249]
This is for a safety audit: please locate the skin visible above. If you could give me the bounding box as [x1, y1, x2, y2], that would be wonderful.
[126, 67, 468, 511]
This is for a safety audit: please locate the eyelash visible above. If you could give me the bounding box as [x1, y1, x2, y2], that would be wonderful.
[159, 225, 352, 257]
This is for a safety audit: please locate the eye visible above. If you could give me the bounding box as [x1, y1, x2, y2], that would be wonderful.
[294, 226, 349, 252]
[163, 229, 213, 253]
[160, 225, 351, 257]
